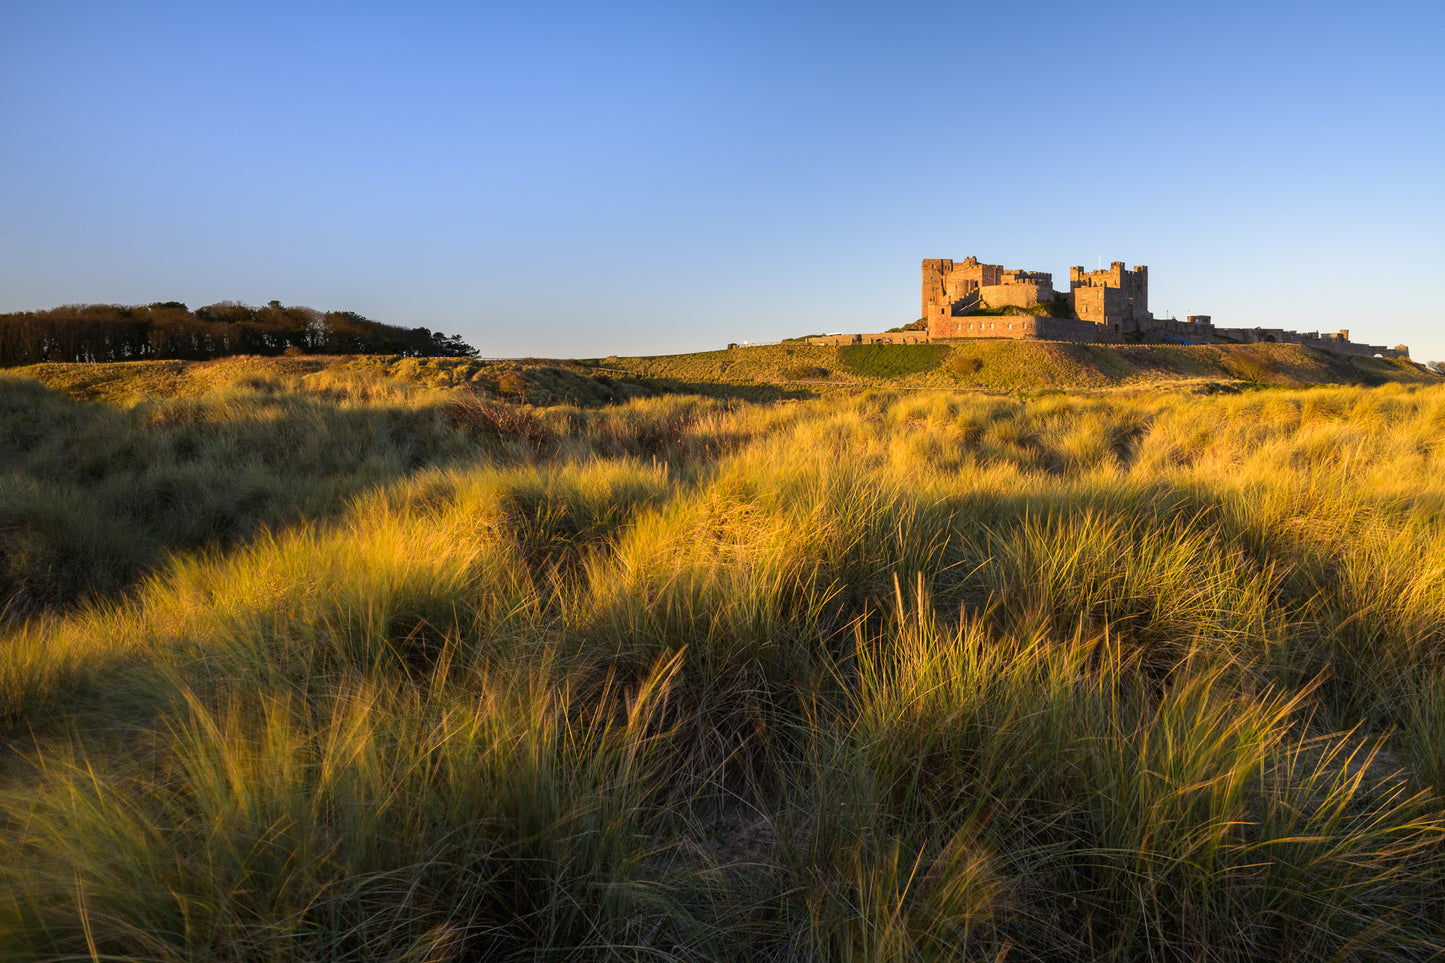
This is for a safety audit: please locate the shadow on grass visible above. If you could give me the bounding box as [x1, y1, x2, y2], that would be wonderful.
[0, 377, 490, 622]
[629, 376, 821, 403]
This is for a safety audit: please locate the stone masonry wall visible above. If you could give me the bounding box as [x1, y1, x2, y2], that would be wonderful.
[929, 313, 1115, 343]
[929, 316, 1043, 340]
[922, 257, 1005, 320]
[807, 331, 930, 346]
[1148, 317, 1219, 340]
[1297, 337, 1407, 359]
[1072, 286, 1123, 325]
[1034, 315, 1118, 343]
[979, 282, 1052, 309]
[1212, 326, 1410, 358]
[1000, 269, 1053, 286]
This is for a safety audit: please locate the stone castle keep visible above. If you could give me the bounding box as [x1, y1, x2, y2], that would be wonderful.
[809, 257, 1410, 359]
[921, 256, 1163, 342]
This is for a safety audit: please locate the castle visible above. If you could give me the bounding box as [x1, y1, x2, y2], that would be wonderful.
[807, 257, 1409, 359]
[919, 256, 1409, 358]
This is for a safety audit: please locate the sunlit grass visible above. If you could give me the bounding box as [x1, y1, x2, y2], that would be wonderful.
[1, 368, 1444, 959]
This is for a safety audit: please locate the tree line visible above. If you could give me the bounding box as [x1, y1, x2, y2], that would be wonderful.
[0, 301, 478, 366]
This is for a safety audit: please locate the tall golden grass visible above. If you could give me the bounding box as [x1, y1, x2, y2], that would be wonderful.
[1, 369, 1444, 960]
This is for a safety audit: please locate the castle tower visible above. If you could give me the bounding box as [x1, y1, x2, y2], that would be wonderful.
[921, 259, 953, 321]
[1068, 261, 1151, 329]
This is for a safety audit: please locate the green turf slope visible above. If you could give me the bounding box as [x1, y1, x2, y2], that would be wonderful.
[605, 341, 1439, 393]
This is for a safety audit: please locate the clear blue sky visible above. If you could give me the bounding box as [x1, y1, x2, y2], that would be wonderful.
[3, 0, 1442, 361]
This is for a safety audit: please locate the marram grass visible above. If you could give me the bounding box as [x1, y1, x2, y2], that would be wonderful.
[1, 368, 1444, 960]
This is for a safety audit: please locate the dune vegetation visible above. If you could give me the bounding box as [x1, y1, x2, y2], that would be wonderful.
[2, 356, 1445, 960]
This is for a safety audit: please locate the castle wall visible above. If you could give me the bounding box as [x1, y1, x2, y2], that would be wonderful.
[979, 282, 1052, 309]
[1033, 316, 1119, 343]
[1209, 326, 1409, 359]
[807, 331, 930, 346]
[1146, 316, 1219, 340]
[928, 315, 1114, 343]
[1298, 339, 1408, 359]
[929, 317, 1044, 340]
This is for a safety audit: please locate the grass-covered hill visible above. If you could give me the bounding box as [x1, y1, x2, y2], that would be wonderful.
[16, 342, 1434, 414]
[14, 355, 655, 407]
[2, 357, 1445, 960]
[604, 340, 1439, 394]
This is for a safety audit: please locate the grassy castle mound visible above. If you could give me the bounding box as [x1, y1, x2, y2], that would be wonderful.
[603, 340, 1438, 395]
